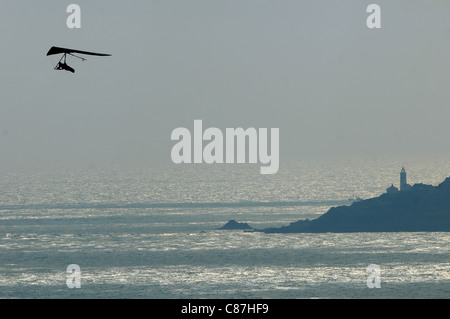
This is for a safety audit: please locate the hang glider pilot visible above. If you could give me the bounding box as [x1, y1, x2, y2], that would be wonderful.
[55, 61, 75, 73]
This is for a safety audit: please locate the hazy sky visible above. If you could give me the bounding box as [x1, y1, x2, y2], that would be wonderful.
[1, 0, 450, 170]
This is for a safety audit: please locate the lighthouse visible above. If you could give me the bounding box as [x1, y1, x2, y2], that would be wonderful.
[400, 167, 407, 191]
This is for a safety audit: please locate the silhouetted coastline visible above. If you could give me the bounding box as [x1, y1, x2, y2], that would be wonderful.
[259, 176, 450, 233]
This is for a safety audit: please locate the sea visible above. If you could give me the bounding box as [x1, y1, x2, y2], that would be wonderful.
[0, 154, 449, 299]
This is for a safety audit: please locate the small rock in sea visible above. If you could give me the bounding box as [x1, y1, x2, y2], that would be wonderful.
[218, 219, 253, 230]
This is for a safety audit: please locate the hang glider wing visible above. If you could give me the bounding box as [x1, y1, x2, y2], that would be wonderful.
[46, 46, 111, 57]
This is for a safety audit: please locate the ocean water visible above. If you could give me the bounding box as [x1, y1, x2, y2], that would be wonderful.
[0, 154, 449, 298]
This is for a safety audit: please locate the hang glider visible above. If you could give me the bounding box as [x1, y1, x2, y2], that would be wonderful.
[46, 46, 111, 73]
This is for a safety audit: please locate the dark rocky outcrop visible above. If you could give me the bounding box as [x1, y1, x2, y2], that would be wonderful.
[218, 219, 253, 230]
[260, 177, 450, 233]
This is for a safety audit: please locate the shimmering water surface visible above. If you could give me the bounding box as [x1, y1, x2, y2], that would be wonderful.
[0, 155, 449, 298]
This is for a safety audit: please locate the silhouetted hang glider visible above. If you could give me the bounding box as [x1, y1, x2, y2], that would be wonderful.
[46, 46, 111, 73]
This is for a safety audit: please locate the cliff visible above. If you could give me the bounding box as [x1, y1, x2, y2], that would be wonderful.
[261, 177, 450, 233]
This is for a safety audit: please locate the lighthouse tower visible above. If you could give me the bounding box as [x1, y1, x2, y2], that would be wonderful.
[400, 167, 407, 191]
